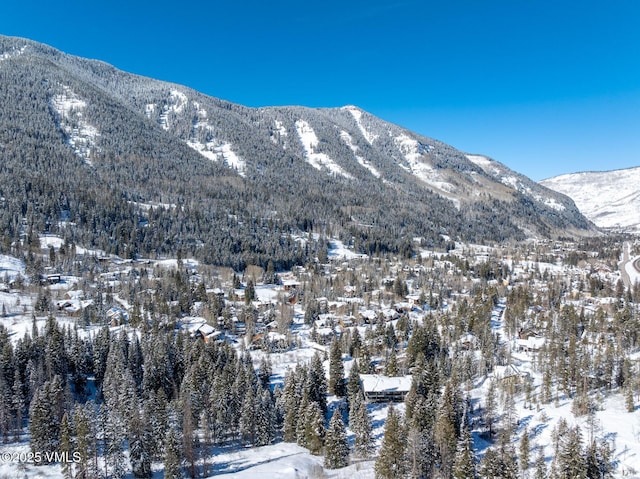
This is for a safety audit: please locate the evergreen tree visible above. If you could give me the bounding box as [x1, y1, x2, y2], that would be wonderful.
[29, 378, 64, 463]
[305, 401, 325, 455]
[350, 393, 373, 458]
[520, 426, 531, 476]
[256, 388, 276, 446]
[164, 426, 184, 479]
[101, 403, 126, 479]
[329, 338, 346, 397]
[375, 405, 407, 479]
[384, 348, 399, 377]
[60, 413, 74, 479]
[480, 446, 517, 479]
[584, 439, 615, 479]
[73, 403, 97, 479]
[533, 448, 548, 479]
[453, 421, 477, 479]
[282, 369, 299, 442]
[324, 409, 349, 469]
[347, 360, 363, 403]
[556, 426, 586, 479]
[307, 353, 328, 415]
[239, 386, 258, 445]
[129, 407, 152, 479]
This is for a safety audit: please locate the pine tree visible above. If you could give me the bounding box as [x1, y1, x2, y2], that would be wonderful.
[239, 385, 257, 445]
[307, 353, 328, 415]
[520, 426, 531, 476]
[73, 403, 97, 479]
[453, 421, 477, 479]
[164, 426, 184, 479]
[329, 338, 346, 397]
[101, 403, 126, 479]
[324, 409, 349, 469]
[347, 360, 363, 403]
[282, 369, 299, 442]
[384, 348, 399, 376]
[556, 426, 586, 479]
[296, 391, 310, 448]
[350, 392, 373, 458]
[129, 406, 152, 479]
[533, 448, 547, 479]
[256, 388, 276, 446]
[484, 379, 497, 438]
[60, 413, 74, 479]
[406, 394, 437, 479]
[29, 379, 63, 463]
[305, 401, 326, 455]
[375, 405, 407, 479]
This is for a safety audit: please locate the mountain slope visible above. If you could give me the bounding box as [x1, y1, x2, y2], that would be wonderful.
[541, 167, 640, 232]
[0, 35, 596, 267]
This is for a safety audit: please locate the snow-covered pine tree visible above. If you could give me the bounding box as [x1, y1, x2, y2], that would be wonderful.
[296, 390, 310, 448]
[304, 401, 326, 455]
[73, 402, 97, 479]
[346, 359, 363, 404]
[324, 409, 349, 469]
[164, 425, 184, 479]
[374, 404, 407, 479]
[101, 403, 126, 479]
[60, 412, 74, 479]
[282, 368, 299, 442]
[556, 425, 587, 479]
[129, 405, 152, 479]
[29, 378, 64, 463]
[350, 393, 373, 458]
[239, 385, 257, 445]
[256, 388, 276, 446]
[329, 338, 345, 397]
[307, 352, 328, 415]
[452, 420, 477, 479]
[533, 448, 547, 479]
[520, 426, 531, 476]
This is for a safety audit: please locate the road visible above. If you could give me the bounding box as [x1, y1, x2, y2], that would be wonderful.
[619, 241, 638, 290]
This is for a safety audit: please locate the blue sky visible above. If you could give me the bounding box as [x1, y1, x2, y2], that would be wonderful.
[2, 0, 639, 180]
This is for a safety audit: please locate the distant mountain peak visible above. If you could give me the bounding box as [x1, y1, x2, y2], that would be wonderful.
[541, 167, 640, 233]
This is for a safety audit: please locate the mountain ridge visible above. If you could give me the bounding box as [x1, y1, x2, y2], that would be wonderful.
[0, 34, 597, 267]
[541, 167, 640, 233]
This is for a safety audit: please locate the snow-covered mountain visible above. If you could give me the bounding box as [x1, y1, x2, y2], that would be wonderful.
[0, 34, 596, 266]
[541, 167, 640, 233]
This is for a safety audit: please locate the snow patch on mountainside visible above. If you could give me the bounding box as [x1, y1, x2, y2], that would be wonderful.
[467, 154, 501, 176]
[50, 86, 100, 165]
[183, 101, 246, 176]
[541, 168, 640, 231]
[339, 130, 381, 178]
[467, 155, 566, 212]
[270, 119, 289, 149]
[295, 120, 353, 179]
[395, 134, 456, 194]
[343, 105, 378, 145]
[186, 138, 246, 176]
[158, 89, 188, 130]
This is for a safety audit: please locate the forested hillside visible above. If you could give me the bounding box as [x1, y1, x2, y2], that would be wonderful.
[0, 35, 595, 273]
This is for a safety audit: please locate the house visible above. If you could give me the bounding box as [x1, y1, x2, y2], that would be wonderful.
[42, 274, 61, 285]
[515, 336, 545, 353]
[359, 309, 378, 324]
[106, 307, 128, 326]
[282, 279, 301, 292]
[360, 374, 412, 403]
